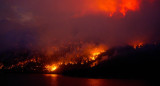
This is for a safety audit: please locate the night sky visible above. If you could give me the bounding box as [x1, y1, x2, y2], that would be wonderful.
[0, 0, 160, 52]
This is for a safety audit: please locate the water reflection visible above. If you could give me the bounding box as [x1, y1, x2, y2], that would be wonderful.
[43, 74, 148, 86]
[0, 74, 149, 86]
[44, 74, 59, 77]
[43, 74, 58, 86]
[87, 79, 108, 86]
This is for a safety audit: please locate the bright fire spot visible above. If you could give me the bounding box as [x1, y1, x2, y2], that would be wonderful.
[77, 0, 141, 17]
[90, 48, 105, 61]
[45, 64, 58, 72]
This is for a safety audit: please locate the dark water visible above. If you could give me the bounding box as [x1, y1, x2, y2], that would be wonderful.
[0, 74, 152, 86]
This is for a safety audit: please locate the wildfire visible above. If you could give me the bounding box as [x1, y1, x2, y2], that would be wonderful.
[45, 64, 58, 72]
[6, 58, 40, 70]
[90, 48, 105, 61]
[44, 44, 107, 72]
[1, 42, 108, 73]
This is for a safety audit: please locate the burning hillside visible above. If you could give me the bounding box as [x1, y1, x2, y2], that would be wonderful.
[1, 41, 160, 76]
[0, 0, 160, 80]
[0, 42, 108, 73]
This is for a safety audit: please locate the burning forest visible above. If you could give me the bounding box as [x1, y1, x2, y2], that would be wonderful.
[0, 0, 160, 80]
[0, 42, 108, 73]
[1, 41, 160, 79]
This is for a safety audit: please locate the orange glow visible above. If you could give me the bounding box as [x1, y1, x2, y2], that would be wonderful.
[129, 41, 144, 49]
[44, 74, 58, 77]
[45, 64, 58, 72]
[120, 0, 140, 16]
[133, 42, 144, 49]
[90, 52, 100, 60]
[6, 58, 40, 69]
[43, 44, 107, 71]
[0, 63, 3, 69]
[78, 0, 141, 17]
[90, 61, 99, 67]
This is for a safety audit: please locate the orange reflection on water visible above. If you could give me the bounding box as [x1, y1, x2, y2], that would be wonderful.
[43, 74, 148, 86]
[87, 79, 108, 86]
[44, 74, 59, 77]
[87, 79, 148, 86]
[43, 74, 59, 86]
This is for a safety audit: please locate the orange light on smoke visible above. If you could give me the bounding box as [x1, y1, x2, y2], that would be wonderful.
[120, 0, 140, 16]
[77, 0, 141, 17]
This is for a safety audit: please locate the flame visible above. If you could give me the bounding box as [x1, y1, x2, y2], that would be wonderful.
[44, 44, 107, 71]
[45, 64, 58, 72]
[2, 42, 108, 72]
[89, 48, 105, 60]
[76, 0, 141, 17]
[88, 47, 105, 67]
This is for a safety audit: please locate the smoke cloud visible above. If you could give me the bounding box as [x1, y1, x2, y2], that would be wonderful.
[0, 0, 160, 52]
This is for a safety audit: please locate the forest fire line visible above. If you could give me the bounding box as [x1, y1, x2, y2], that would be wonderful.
[0, 48, 106, 72]
[44, 46, 106, 72]
[3, 58, 41, 70]
[0, 43, 107, 72]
